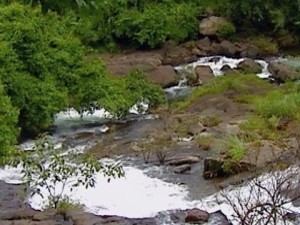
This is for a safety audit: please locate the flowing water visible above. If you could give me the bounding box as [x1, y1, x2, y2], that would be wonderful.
[1, 56, 299, 224]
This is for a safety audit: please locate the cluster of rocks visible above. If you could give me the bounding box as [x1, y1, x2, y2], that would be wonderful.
[0, 207, 231, 225]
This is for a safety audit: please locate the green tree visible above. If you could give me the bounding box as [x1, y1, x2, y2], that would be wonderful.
[0, 82, 19, 165]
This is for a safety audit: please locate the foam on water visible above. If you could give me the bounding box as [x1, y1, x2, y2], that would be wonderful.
[175, 56, 272, 78]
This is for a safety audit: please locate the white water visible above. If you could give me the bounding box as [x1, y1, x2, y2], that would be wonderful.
[0, 56, 299, 224]
[175, 56, 272, 79]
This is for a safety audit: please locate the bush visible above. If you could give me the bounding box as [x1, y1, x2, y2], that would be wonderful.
[216, 22, 236, 40]
[114, 2, 199, 48]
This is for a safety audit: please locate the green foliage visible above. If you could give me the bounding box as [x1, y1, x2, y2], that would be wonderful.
[195, 134, 216, 150]
[222, 135, 247, 174]
[254, 91, 300, 119]
[174, 74, 271, 109]
[21, 134, 124, 209]
[114, 2, 199, 48]
[250, 36, 279, 55]
[50, 196, 84, 213]
[0, 82, 19, 165]
[216, 22, 236, 40]
[0, 3, 165, 140]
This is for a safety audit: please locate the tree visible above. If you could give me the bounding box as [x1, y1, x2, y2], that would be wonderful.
[21, 134, 124, 209]
[222, 168, 300, 224]
[0, 82, 19, 165]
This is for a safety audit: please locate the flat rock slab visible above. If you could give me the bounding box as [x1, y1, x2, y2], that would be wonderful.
[167, 156, 200, 166]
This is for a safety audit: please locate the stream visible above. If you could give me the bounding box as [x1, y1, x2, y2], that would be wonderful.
[0, 56, 300, 224]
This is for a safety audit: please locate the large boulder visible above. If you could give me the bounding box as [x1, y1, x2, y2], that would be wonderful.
[237, 59, 262, 74]
[268, 62, 300, 83]
[148, 65, 180, 87]
[199, 16, 231, 36]
[195, 65, 214, 85]
[163, 43, 198, 66]
[185, 208, 210, 223]
[196, 37, 211, 52]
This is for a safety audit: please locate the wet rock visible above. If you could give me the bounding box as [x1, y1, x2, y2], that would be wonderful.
[0, 209, 37, 220]
[174, 164, 191, 174]
[167, 156, 200, 166]
[185, 208, 209, 223]
[208, 211, 231, 225]
[221, 65, 238, 75]
[203, 157, 225, 179]
[237, 59, 262, 74]
[199, 16, 231, 36]
[268, 61, 300, 83]
[148, 65, 180, 88]
[195, 65, 214, 85]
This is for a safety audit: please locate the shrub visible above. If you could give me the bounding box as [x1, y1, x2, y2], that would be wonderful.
[114, 2, 199, 48]
[216, 22, 236, 40]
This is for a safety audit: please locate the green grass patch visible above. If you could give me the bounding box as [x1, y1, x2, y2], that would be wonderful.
[222, 135, 247, 174]
[173, 74, 273, 109]
[195, 134, 216, 150]
[254, 91, 300, 120]
[240, 116, 282, 141]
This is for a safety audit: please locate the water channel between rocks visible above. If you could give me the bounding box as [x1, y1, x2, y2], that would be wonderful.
[0, 56, 299, 225]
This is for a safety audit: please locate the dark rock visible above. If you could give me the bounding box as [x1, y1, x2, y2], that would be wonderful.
[195, 65, 214, 85]
[208, 211, 231, 225]
[167, 156, 200, 166]
[203, 157, 255, 179]
[268, 61, 300, 83]
[239, 44, 261, 58]
[174, 164, 191, 174]
[203, 157, 225, 179]
[169, 210, 187, 223]
[237, 59, 262, 74]
[163, 44, 198, 66]
[196, 37, 211, 52]
[199, 16, 231, 36]
[148, 65, 180, 88]
[219, 40, 238, 57]
[221, 65, 239, 75]
[185, 208, 209, 223]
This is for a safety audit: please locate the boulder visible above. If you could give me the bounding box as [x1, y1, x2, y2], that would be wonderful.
[174, 164, 191, 174]
[239, 44, 261, 58]
[148, 65, 180, 87]
[196, 37, 211, 52]
[100, 51, 162, 76]
[237, 59, 262, 74]
[268, 61, 300, 83]
[208, 211, 231, 225]
[163, 44, 198, 66]
[219, 40, 238, 57]
[199, 16, 231, 36]
[195, 65, 214, 85]
[221, 65, 239, 75]
[167, 156, 200, 166]
[185, 208, 210, 223]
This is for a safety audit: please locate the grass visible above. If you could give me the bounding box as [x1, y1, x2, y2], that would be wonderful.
[173, 74, 273, 109]
[249, 36, 278, 55]
[222, 135, 247, 174]
[254, 91, 300, 120]
[195, 134, 216, 150]
[199, 115, 222, 127]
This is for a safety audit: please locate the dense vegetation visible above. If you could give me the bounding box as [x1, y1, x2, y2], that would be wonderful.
[0, 3, 165, 161]
[1, 0, 300, 161]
